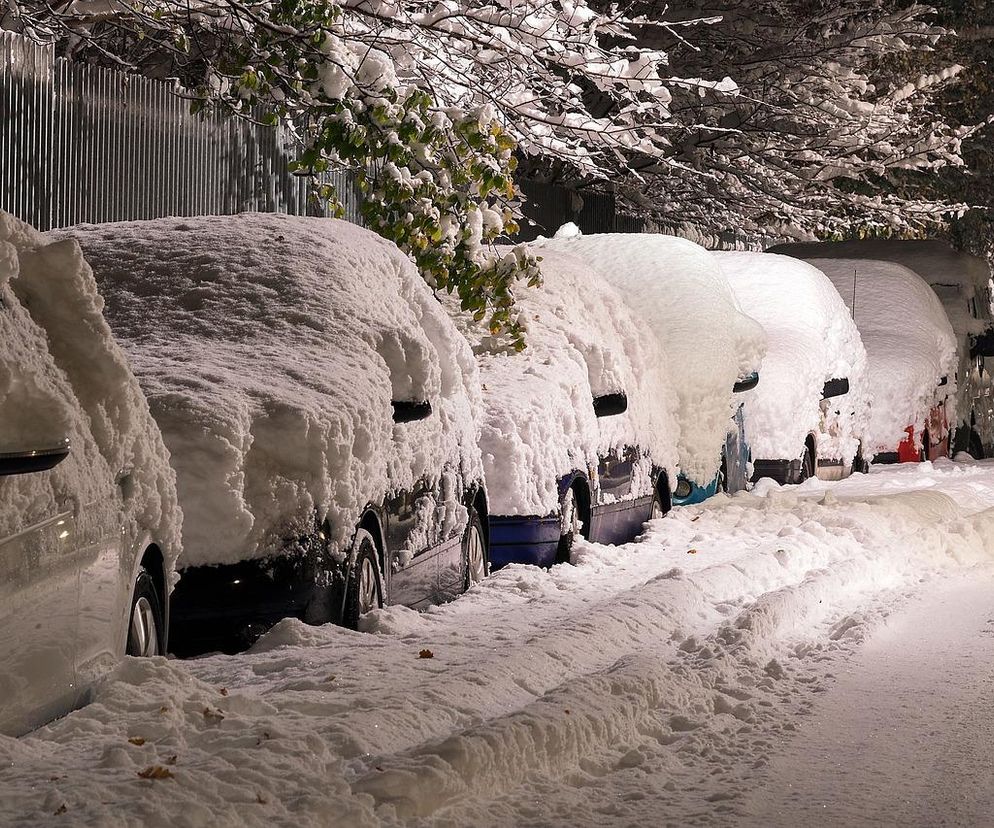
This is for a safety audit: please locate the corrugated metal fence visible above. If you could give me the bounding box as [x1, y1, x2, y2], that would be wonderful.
[0, 31, 362, 231]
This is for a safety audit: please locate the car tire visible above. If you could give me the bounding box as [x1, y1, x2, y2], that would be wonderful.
[342, 529, 382, 630]
[920, 428, 931, 462]
[126, 566, 164, 657]
[462, 506, 488, 591]
[970, 430, 985, 460]
[555, 483, 584, 565]
[649, 485, 667, 520]
[718, 451, 729, 494]
[853, 444, 869, 475]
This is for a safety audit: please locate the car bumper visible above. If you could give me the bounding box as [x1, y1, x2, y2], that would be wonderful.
[752, 458, 802, 485]
[488, 514, 562, 569]
[672, 475, 720, 507]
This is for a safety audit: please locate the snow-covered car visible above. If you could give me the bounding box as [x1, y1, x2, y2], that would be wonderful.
[771, 252, 957, 464]
[534, 230, 766, 505]
[67, 214, 489, 656]
[716, 252, 870, 483]
[0, 212, 181, 736]
[770, 239, 994, 458]
[452, 245, 680, 568]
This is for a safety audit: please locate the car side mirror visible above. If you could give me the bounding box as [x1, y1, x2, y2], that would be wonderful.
[0, 439, 70, 476]
[732, 372, 759, 394]
[592, 393, 628, 418]
[822, 378, 850, 399]
[392, 400, 432, 424]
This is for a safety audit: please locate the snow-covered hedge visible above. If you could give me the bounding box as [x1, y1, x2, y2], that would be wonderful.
[0, 211, 181, 575]
[716, 252, 869, 467]
[533, 230, 766, 487]
[795, 257, 958, 456]
[448, 245, 680, 517]
[66, 214, 484, 569]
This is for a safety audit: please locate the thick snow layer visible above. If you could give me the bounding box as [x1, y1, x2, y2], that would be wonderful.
[715, 252, 869, 465]
[533, 232, 766, 486]
[0, 211, 181, 574]
[63, 214, 484, 568]
[770, 239, 992, 432]
[787, 257, 957, 456]
[4, 461, 994, 825]
[448, 245, 680, 516]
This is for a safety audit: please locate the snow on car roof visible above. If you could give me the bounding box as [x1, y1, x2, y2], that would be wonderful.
[532, 231, 766, 486]
[66, 213, 483, 568]
[0, 211, 181, 575]
[715, 252, 869, 465]
[794, 257, 957, 454]
[449, 245, 680, 517]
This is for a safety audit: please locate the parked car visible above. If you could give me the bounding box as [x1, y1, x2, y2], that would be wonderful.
[449, 245, 680, 568]
[1, 211, 181, 736]
[769, 252, 957, 464]
[534, 229, 766, 506]
[770, 239, 994, 458]
[68, 214, 489, 656]
[716, 252, 870, 484]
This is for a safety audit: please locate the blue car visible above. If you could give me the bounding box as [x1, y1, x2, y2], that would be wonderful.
[459, 246, 681, 568]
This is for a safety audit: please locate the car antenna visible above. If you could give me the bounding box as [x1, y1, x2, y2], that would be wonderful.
[852, 267, 857, 322]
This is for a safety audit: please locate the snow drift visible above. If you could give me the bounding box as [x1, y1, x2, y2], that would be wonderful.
[0, 210, 180, 573]
[716, 252, 869, 466]
[448, 244, 680, 517]
[791, 257, 957, 456]
[64, 214, 484, 568]
[533, 231, 766, 486]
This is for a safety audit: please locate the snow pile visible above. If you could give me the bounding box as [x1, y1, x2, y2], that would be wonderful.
[0, 211, 180, 571]
[64, 213, 483, 568]
[447, 245, 680, 516]
[533, 232, 766, 486]
[4, 461, 994, 825]
[790, 257, 957, 455]
[715, 252, 869, 465]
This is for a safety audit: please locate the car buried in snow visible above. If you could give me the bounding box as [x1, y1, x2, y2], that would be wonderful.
[770, 239, 994, 460]
[533, 229, 766, 508]
[448, 245, 680, 568]
[768, 251, 958, 465]
[66, 213, 491, 656]
[0, 211, 181, 736]
[715, 252, 870, 484]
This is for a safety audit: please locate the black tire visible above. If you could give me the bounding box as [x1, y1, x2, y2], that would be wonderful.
[555, 483, 587, 565]
[126, 566, 164, 657]
[718, 451, 729, 494]
[342, 530, 382, 630]
[649, 483, 668, 521]
[970, 431, 985, 460]
[921, 428, 931, 462]
[853, 444, 869, 475]
[462, 506, 489, 591]
[798, 445, 815, 483]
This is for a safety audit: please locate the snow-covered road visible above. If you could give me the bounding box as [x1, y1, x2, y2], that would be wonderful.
[4, 459, 994, 827]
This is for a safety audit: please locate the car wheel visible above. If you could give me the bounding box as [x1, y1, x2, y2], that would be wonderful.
[853, 444, 869, 475]
[462, 506, 488, 591]
[798, 445, 815, 483]
[126, 566, 164, 657]
[920, 428, 931, 462]
[555, 484, 583, 565]
[970, 430, 985, 460]
[718, 451, 729, 494]
[343, 529, 382, 630]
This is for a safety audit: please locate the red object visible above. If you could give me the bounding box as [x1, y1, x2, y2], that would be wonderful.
[895, 402, 950, 462]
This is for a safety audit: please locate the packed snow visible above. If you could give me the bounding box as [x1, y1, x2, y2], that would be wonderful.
[715, 252, 869, 467]
[0, 210, 180, 571]
[779, 256, 958, 457]
[448, 245, 680, 517]
[5, 457, 994, 825]
[62, 214, 484, 568]
[533, 231, 766, 487]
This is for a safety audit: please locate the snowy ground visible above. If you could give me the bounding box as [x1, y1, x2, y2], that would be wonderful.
[5, 458, 994, 827]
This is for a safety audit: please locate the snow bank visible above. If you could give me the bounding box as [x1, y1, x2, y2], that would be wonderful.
[715, 252, 869, 465]
[447, 245, 680, 516]
[0, 211, 180, 573]
[790, 257, 957, 455]
[64, 214, 483, 568]
[532, 232, 766, 486]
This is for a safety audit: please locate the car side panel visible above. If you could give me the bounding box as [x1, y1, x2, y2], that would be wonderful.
[383, 483, 438, 609]
[0, 507, 81, 736]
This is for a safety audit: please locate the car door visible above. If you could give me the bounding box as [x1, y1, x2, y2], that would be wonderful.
[384, 480, 438, 609]
[0, 307, 83, 736]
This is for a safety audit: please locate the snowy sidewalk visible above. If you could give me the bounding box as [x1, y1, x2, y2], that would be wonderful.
[743, 569, 994, 827]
